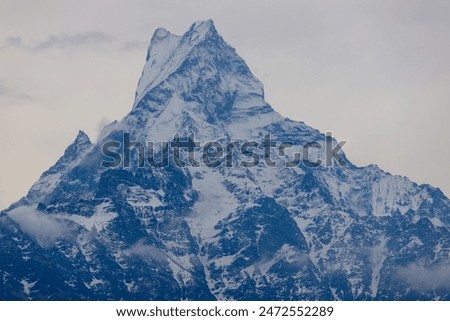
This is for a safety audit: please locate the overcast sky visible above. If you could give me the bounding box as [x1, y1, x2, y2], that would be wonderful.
[0, 0, 449, 209]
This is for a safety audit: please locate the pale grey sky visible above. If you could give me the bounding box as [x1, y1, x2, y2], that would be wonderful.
[0, 0, 449, 209]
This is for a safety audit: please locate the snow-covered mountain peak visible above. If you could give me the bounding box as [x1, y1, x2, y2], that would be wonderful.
[187, 19, 217, 40]
[74, 130, 91, 146]
[153, 28, 172, 39]
[134, 20, 219, 107]
[133, 19, 267, 122]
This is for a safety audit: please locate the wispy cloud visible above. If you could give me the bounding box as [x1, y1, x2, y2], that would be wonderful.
[397, 261, 450, 290]
[118, 40, 148, 52]
[0, 32, 150, 55]
[7, 206, 77, 247]
[0, 81, 31, 103]
[1, 31, 114, 52]
[124, 239, 167, 263]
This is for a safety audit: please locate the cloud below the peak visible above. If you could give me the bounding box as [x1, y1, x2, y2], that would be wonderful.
[125, 239, 167, 263]
[7, 206, 77, 247]
[397, 262, 450, 290]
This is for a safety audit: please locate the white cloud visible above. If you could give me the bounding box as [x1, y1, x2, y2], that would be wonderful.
[7, 206, 77, 247]
[124, 239, 167, 263]
[397, 262, 450, 290]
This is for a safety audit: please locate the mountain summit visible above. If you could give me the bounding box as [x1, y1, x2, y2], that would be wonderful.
[133, 19, 271, 130]
[1, 20, 449, 300]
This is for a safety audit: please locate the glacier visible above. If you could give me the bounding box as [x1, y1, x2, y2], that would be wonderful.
[1, 19, 449, 300]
